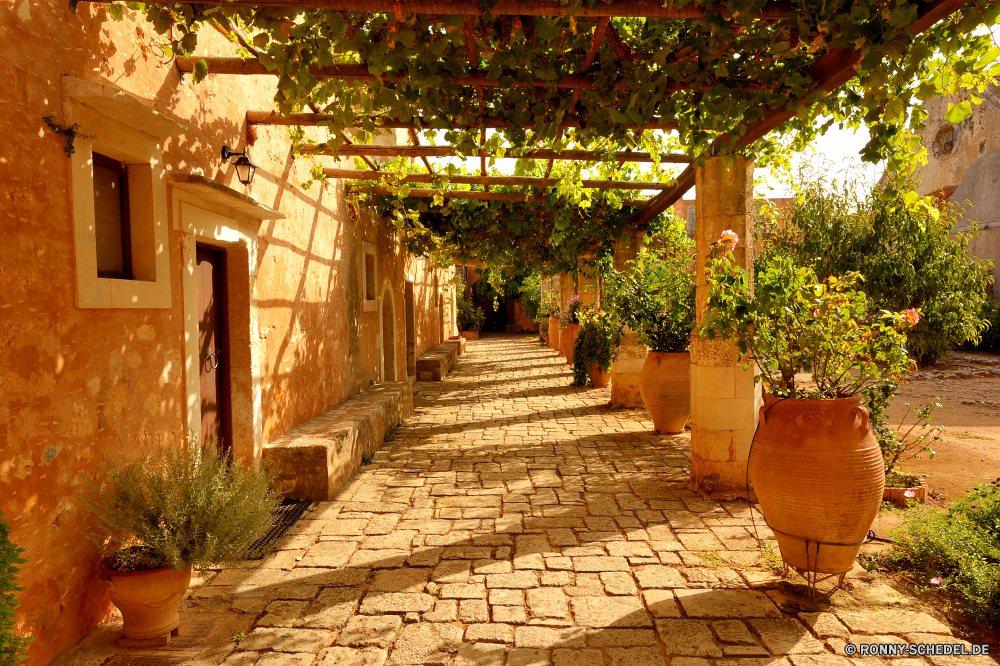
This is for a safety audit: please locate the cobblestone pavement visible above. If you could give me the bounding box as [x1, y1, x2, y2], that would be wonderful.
[78, 335, 996, 666]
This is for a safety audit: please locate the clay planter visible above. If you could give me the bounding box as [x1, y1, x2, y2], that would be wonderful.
[561, 324, 580, 365]
[638, 351, 690, 434]
[461, 330, 480, 340]
[100, 559, 192, 644]
[883, 483, 928, 508]
[548, 318, 562, 353]
[749, 396, 884, 575]
[539, 317, 549, 343]
[588, 362, 611, 388]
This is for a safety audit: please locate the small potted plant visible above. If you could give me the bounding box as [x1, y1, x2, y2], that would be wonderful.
[457, 294, 486, 340]
[84, 443, 279, 646]
[868, 394, 941, 507]
[571, 305, 623, 388]
[603, 223, 696, 434]
[699, 231, 920, 576]
[559, 295, 583, 364]
[539, 293, 560, 345]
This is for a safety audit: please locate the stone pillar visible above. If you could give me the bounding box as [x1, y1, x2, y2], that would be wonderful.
[610, 229, 647, 407]
[559, 272, 576, 310]
[577, 263, 600, 308]
[690, 155, 762, 494]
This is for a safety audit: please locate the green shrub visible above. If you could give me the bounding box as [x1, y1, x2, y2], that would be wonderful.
[875, 480, 1000, 628]
[765, 178, 992, 366]
[571, 307, 623, 387]
[457, 295, 486, 332]
[519, 274, 541, 321]
[602, 218, 696, 353]
[0, 511, 30, 665]
[83, 444, 280, 571]
[967, 299, 1000, 353]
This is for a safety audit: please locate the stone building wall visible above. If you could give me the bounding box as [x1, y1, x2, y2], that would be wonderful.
[0, 6, 454, 665]
[914, 90, 1000, 298]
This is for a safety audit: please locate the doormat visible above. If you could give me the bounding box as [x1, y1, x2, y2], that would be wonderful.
[103, 656, 191, 666]
[245, 497, 312, 559]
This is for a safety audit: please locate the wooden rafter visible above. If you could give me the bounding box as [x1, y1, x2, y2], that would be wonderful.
[581, 17, 610, 72]
[302, 144, 692, 162]
[352, 186, 648, 206]
[408, 129, 435, 173]
[86, 0, 792, 19]
[246, 111, 679, 131]
[633, 0, 973, 224]
[323, 168, 673, 190]
[176, 57, 714, 91]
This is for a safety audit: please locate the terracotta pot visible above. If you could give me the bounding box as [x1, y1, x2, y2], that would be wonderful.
[561, 323, 580, 365]
[100, 560, 192, 640]
[548, 318, 562, 353]
[638, 351, 690, 434]
[749, 396, 884, 575]
[883, 483, 927, 508]
[461, 330, 480, 340]
[588, 362, 611, 388]
[539, 317, 549, 343]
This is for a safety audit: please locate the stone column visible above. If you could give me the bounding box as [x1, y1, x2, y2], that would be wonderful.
[577, 262, 600, 308]
[690, 155, 762, 494]
[610, 229, 647, 407]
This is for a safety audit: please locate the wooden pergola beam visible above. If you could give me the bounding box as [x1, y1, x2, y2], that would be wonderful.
[633, 0, 972, 224]
[323, 168, 672, 190]
[87, 0, 792, 19]
[246, 110, 679, 131]
[303, 144, 692, 163]
[177, 57, 697, 91]
[352, 186, 648, 206]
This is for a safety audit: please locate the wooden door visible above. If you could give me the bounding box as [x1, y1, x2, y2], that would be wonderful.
[197, 246, 230, 453]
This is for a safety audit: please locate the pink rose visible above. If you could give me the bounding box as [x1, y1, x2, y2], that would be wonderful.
[906, 308, 920, 326]
[930, 576, 942, 585]
[719, 229, 740, 247]
[812, 308, 820, 318]
[904, 490, 916, 498]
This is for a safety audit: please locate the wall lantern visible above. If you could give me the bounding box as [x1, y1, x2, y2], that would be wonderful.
[221, 145, 258, 185]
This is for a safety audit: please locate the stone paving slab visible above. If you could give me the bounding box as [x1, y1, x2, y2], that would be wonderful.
[78, 336, 997, 666]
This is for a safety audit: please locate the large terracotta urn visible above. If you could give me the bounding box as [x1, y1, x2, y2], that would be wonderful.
[548, 317, 562, 353]
[561, 323, 580, 365]
[588, 362, 611, 388]
[638, 351, 690, 434]
[749, 396, 884, 575]
[100, 560, 192, 642]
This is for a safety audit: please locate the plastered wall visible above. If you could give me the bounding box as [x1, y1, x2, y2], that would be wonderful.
[0, 6, 453, 664]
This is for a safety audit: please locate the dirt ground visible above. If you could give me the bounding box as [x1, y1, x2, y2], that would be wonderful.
[885, 351, 1000, 504]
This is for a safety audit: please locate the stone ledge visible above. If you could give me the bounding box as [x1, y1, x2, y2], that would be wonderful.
[262, 380, 414, 501]
[416, 341, 461, 381]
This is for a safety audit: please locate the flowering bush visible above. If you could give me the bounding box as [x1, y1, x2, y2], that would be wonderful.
[763, 178, 992, 366]
[539, 293, 561, 318]
[560, 294, 582, 328]
[571, 306, 623, 387]
[699, 231, 919, 399]
[602, 219, 696, 353]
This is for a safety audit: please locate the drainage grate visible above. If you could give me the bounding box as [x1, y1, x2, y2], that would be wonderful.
[103, 655, 191, 666]
[245, 498, 312, 559]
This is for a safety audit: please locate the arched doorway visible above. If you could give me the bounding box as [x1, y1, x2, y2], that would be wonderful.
[380, 283, 397, 382]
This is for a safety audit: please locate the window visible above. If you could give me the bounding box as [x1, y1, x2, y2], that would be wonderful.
[932, 123, 959, 160]
[93, 153, 133, 279]
[365, 254, 376, 300]
[362, 240, 377, 311]
[65, 76, 173, 309]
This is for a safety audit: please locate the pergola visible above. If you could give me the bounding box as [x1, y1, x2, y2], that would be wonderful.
[87, 0, 988, 490]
